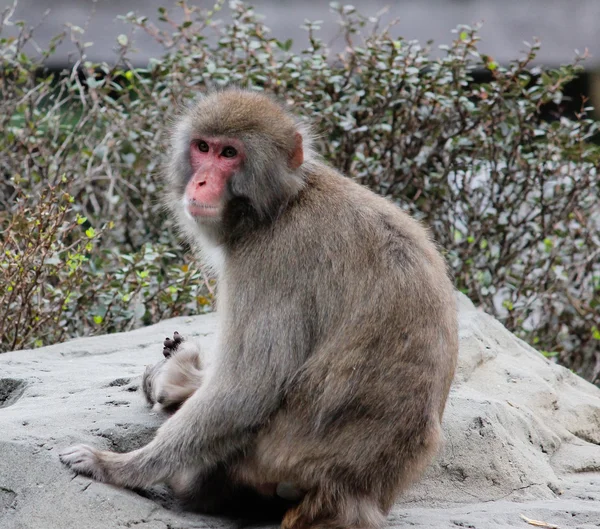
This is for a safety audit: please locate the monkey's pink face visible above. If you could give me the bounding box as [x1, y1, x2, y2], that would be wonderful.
[184, 137, 245, 219]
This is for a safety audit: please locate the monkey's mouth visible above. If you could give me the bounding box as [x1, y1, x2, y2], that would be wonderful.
[186, 201, 220, 218]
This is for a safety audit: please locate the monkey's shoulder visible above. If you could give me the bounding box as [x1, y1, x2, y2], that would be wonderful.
[295, 166, 434, 247]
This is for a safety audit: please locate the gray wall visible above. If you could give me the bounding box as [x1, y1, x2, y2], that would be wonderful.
[6, 0, 600, 68]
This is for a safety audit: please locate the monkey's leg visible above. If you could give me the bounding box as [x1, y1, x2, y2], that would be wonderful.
[245, 401, 441, 529]
[279, 486, 385, 529]
[271, 425, 440, 529]
[169, 463, 296, 521]
[142, 333, 205, 412]
[231, 448, 385, 529]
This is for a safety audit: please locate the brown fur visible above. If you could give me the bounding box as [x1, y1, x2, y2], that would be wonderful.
[60, 88, 458, 529]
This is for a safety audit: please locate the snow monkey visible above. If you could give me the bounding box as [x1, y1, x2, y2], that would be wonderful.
[60, 88, 458, 529]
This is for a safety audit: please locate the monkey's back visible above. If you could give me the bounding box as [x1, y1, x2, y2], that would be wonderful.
[232, 161, 458, 506]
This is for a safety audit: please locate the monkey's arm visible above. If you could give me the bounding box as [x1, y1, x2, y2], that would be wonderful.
[59, 345, 284, 489]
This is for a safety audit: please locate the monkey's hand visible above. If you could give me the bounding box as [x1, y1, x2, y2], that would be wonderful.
[142, 334, 204, 412]
[59, 444, 108, 482]
[59, 443, 158, 488]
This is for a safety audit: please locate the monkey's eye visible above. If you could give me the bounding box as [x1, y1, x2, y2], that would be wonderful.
[221, 146, 237, 158]
[196, 140, 209, 153]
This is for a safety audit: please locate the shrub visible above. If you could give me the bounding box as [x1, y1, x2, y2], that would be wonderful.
[1, 1, 598, 383]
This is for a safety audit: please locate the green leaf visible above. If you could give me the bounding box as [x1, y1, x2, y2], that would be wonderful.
[541, 350, 559, 358]
[502, 300, 514, 311]
[86, 77, 104, 89]
[117, 34, 128, 46]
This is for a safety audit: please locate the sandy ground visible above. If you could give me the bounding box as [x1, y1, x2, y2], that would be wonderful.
[1, 294, 599, 529]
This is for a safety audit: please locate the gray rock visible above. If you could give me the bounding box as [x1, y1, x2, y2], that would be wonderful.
[1, 294, 599, 528]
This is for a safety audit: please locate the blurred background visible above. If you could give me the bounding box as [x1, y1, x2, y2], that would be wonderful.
[2, 0, 598, 381]
[9, 0, 600, 114]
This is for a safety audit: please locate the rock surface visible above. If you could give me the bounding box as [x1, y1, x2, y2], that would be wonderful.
[1, 293, 600, 529]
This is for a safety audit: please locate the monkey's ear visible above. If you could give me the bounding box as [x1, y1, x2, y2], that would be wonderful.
[289, 132, 304, 170]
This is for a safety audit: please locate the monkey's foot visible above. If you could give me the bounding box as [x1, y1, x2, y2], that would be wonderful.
[281, 505, 312, 529]
[163, 331, 184, 358]
[59, 444, 106, 482]
[143, 336, 204, 412]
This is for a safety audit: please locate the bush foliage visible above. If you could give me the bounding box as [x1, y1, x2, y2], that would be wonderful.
[1, 1, 599, 382]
